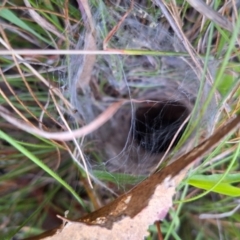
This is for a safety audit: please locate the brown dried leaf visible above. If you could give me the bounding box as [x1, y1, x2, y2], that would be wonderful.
[76, 32, 97, 90]
[44, 181, 176, 240]
[75, 0, 97, 90]
[185, 0, 233, 32]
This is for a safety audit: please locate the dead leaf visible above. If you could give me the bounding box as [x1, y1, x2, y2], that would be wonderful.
[185, 0, 233, 32]
[75, 0, 97, 90]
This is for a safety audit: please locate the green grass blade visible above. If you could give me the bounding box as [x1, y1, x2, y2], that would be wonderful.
[189, 173, 240, 185]
[184, 141, 240, 201]
[0, 9, 51, 45]
[7, 185, 60, 239]
[188, 180, 240, 197]
[0, 130, 86, 209]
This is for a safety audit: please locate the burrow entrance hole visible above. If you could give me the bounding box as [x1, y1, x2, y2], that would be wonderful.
[133, 101, 190, 154]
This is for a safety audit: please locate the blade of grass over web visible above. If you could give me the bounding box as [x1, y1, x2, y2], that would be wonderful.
[203, 13, 240, 121]
[93, 170, 145, 185]
[178, 12, 239, 151]
[175, 19, 216, 149]
[0, 130, 87, 209]
[0, 49, 189, 56]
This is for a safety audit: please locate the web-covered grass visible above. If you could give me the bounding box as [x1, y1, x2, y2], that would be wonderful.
[0, 0, 239, 239]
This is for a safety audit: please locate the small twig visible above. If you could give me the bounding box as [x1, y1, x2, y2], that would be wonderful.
[103, 0, 134, 50]
[0, 100, 126, 141]
[155, 221, 164, 240]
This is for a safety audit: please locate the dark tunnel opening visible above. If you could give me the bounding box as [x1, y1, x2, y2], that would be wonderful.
[133, 101, 189, 154]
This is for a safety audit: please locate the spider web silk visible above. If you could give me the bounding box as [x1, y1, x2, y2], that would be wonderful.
[63, 1, 217, 185]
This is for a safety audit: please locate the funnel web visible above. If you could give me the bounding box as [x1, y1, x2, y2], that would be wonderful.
[62, 1, 217, 187]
